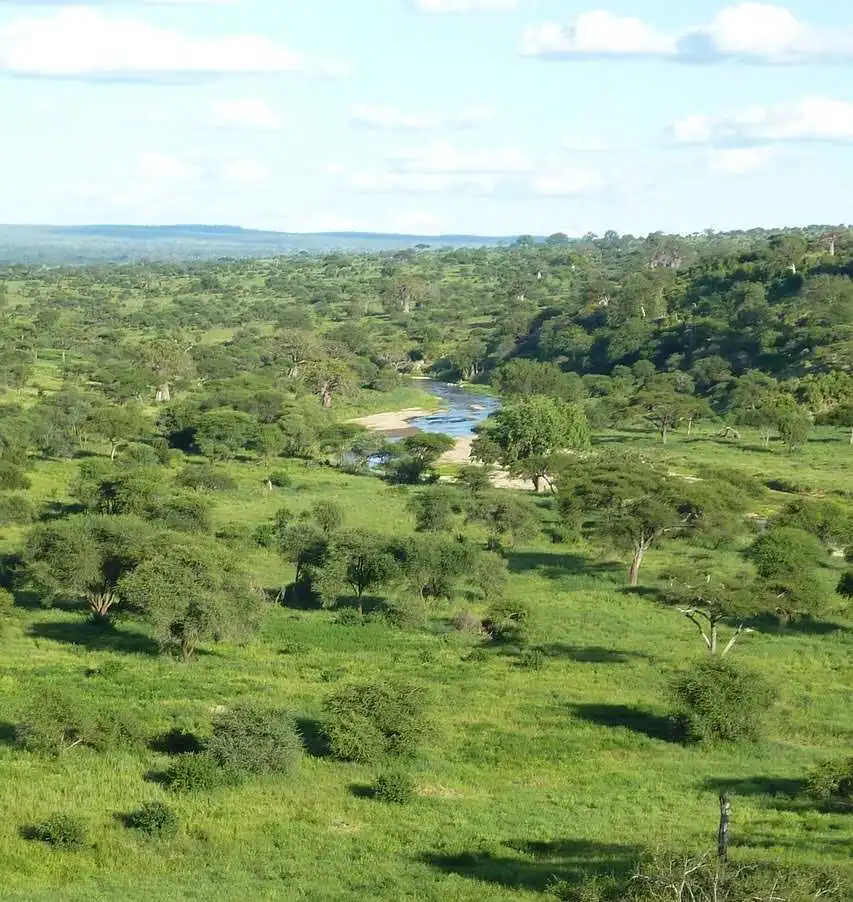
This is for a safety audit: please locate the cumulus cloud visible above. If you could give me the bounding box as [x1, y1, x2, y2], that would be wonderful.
[0, 7, 344, 80]
[389, 141, 533, 174]
[349, 104, 494, 131]
[415, 0, 517, 11]
[672, 97, 853, 146]
[522, 3, 853, 64]
[347, 171, 495, 195]
[707, 147, 774, 175]
[210, 99, 284, 131]
[530, 168, 605, 196]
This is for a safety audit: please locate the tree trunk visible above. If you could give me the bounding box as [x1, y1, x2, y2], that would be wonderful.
[110, 441, 120, 461]
[629, 545, 647, 586]
[687, 417, 694, 436]
[321, 384, 333, 408]
[155, 381, 171, 403]
[718, 794, 731, 861]
[849, 424, 852, 446]
[532, 474, 542, 492]
[87, 590, 117, 621]
[660, 425, 669, 444]
[709, 623, 717, 655]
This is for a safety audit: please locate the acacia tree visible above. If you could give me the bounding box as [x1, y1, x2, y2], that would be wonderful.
[119, 534, 262, 660]
[23, 515, 151, 621]
[473, 396, 590, 491]
[663, 565, 759, 656]
[89, 402, 149, 460]
[559, 457, 745, 586]
[315, 530, 396, 616]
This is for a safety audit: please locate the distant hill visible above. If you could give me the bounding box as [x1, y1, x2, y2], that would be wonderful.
[0, 224, 526, 264]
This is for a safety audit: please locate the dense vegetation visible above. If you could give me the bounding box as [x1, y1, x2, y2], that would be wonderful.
[0, 227, 852, 900]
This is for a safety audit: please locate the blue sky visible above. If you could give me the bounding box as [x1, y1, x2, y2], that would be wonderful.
[0, 0, 851, 235]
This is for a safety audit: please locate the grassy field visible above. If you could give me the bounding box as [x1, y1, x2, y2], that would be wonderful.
[0, 425, 851, 901]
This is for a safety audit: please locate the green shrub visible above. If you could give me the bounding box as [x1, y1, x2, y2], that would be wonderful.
[805, 756, 853, 810]
[452, 610, 484, 634]
[335, 607, 363, 626]
[386, 597, 429, 631]
[323, 681, 428, 763]
[125, 802, 180, 839]
[372, 769, 415, 804]
[0, 461, 30, 490]
[516, 648, 547, 670]
[0, 493, 36, 526]
[266, 470, 292, 488]
[176, 465, 237, 492]
[207, 705, 302, 776]
[30, 815, 87, 850]
[483, 598, 530, 643]
[165, 753, 233, 793]
[670, 658, 776, 744]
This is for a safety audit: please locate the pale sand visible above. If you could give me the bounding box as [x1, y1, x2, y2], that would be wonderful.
[354, 407, 532, 491]
[351, 407, 440, 432]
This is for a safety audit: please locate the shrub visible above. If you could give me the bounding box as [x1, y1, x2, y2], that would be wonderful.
[670, 658, 776, 744]
[150, 727, 203, 756]
[452, 610, 484, 634]
[0, 493, 36, 526]
[176, 465, 237, 492]
[165, 753, 234, 793]
[335, 607, 363, 626]
[385, 597, 429, 631]
[125, 802, 180, 839]
[805, 756, 853, 810]
[253, 522, 277, 549]
[516, 648, 548, 670]
[323, 681, 428, 763]
[307, 500, 344, 535]
[207, 705, 302, 776]
[30, 814, 87, 850]
[266, 470, 292, 488]
[482, 598, 530, 643]
[372, 769, 415, 804]
[0, 461, 30, 490]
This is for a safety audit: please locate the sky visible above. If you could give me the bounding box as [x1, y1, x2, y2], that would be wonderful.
[0, 0, 852, 236]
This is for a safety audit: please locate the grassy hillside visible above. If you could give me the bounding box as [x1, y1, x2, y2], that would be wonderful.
[0, 426, 850, 901]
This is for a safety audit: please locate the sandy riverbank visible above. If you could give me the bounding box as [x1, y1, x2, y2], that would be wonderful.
[351, 407, 440, 432]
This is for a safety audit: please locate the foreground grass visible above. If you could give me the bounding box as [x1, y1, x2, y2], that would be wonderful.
[0, 429, 851, 900]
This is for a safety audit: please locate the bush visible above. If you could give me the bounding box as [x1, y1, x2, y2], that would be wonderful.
[165, 753, 234, 793]
[207, 705, 302, 776]
[266, 470, 292, 488]
[176, 465, 237, 492]
[253, 522, 278, 549]
[372, 769, 415, 804]
[30, 814, 87, 850]
[125, 802, 180, 839]
[482, 598, 530, 643]
[0, 493, 36, 526]
[335, 607, 363, 626]
[805, 756, 853, 810]
[323, 681, 428, 763]
[0, 461, 30, 490]
[670, 658, 776, 744]
[452, 610, 484, 634]
[385, 597, 429, 631]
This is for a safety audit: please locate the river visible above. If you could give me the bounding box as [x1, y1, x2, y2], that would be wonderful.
[408, 380, 500, 438]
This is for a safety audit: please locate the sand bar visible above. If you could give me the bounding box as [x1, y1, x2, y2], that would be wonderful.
[352, 407, 442, 432]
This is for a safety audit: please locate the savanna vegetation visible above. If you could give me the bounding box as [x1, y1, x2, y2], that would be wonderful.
[0, 226, 852, 901]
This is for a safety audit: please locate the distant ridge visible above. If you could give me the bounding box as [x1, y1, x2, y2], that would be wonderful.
[0, 224, 529, 264]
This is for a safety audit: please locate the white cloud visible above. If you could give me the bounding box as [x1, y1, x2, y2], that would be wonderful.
[522, 12, 674, 57]
[562, 135, 611, 153]
[348, 171, 495, 195]
[522, 4, 853, 64]
[389, 141, 533, 174]
[210, 99, 284, 131]
[531, 168, 605, 196]
[672, 97, 853, 146]
[0, 7, 343, 80]
[221, 157, 271, 182]
[0, 1, 237, 5]
[415, 0, 517, 11]
[139, 152, 193, 181]
[349, 104, 494, 131]
[707, 147, 774, 175]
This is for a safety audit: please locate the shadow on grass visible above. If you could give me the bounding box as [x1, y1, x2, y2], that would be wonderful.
[149, 728, 204, 756]
[0, 722, 17, 746]
[702, 775, 805, 799]
[537, 644, 650, 664]
[571, 704, 675, 742]
[505, 550, 622, 582]
[28, 620, 159, 656]
[746, 614, 851, 636]
[295, 717, 332, 758]
[349, 783, 376, 800]
[422, 839, 642, 894]
[38, 501, 86, 522]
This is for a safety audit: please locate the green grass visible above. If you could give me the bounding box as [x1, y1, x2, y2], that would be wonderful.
[0, 427, 852, 900]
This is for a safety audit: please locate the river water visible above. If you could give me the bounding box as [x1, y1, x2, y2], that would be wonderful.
[408, 380, 500, 438]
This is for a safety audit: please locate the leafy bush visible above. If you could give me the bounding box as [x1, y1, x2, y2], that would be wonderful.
[125, 802, 180, 839]
[149, 727, 203, 756]
[323, 681, 428, 763]
[516, 648, 548, 670]
[165, 753, 234, 793]
[452, 610, 484, 634]
[335, 607, 363, 626]
[805, 756, 853, 810]
[670, 658, 776, 744]
[385, 597, 429, 631]
[30, 814, 87, 850]
[0, 493, 36, 526]
[482, 598, 530, 643]
[266, 470, 292, 488]
[0, 461, 30, 490]
[307, 500, 344, 535]
[372, 769, 415, 804]
[176, 465, 237, 492]
[207, 705, 302, 776]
